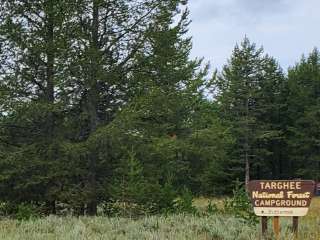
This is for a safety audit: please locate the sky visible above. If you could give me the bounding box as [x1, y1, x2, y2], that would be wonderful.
[188, 0, 320, 71]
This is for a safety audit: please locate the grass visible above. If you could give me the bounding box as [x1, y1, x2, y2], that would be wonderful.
[0, 197, 318, 240]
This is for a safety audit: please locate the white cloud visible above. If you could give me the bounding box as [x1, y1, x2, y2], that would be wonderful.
[188, 0, 320, 71]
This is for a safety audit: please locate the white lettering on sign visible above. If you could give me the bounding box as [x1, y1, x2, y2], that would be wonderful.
[259, 182, 301, 190]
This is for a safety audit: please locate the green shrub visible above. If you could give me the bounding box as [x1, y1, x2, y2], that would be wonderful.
[14, 203, 40, 221]
[147, 182, 178, 215]
[0, 202, 40, 220]
[174, 188, 197, 214]
[223, 181, 258, 224]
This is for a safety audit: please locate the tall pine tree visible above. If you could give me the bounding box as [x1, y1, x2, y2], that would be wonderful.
[287, 49, 320, 180]
[215, 38, 286, 186]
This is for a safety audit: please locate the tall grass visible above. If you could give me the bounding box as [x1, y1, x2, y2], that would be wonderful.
[0, 215, 258, 240]
[0, 198, 318, 240]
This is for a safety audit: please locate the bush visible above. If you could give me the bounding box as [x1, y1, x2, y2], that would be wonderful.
[223, 181, 258, 224]
[15, 203, 40, 221]
[174, 188, 197, 214]
[146, 182, 178, 215]
[0, 202, 40, 220]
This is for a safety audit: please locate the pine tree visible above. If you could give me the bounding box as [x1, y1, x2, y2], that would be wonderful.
[254, 56, 288, 179]
[287, 49, 320, 180]
[64, 0, 176, 215]
[123, 1, 209, 189]
[93, 0, 218, 202]
[215, 38, 286, 186]
[0, 0, 73, 213]
[109, 150, 148, 216]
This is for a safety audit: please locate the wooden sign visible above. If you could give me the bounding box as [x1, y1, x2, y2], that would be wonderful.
[248, 180, 315, 217]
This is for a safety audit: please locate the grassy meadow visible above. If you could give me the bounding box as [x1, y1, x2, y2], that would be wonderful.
[0, 197, 319, 240]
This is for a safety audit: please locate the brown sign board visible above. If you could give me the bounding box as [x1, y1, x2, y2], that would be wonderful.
[248, 180, 315, 216]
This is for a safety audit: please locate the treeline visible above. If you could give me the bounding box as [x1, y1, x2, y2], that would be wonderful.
[0, 0, 319, 216]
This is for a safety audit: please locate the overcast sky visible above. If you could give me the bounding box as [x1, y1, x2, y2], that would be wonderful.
[188, 0, 319, 71]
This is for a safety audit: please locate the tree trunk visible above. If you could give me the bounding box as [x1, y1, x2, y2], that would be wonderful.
[245, 152, 250, 190]
[46, 0, 55, 104]
[86, 0, 100, 216]
[45, 0, 57, 213]
[245, 97, 250, 190]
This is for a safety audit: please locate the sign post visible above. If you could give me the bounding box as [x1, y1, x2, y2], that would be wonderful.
[261, 216, 268, 237]
[273, 216, 280, 240]
[248, 180, 315, 238]
[292, 216, 299, 237]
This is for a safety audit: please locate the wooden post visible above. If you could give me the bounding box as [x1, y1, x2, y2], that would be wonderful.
[273, 216, 280, 240]
[292, 216, 299, 238]
[261, 216, 268, 238]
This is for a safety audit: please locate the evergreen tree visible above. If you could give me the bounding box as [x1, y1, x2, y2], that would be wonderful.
[215, 38, 286, 186]
[0, 0, 73, 213]
[287, 49, 320, 180]
[63, 0, 175, 215]
[109, 150, 148, 216]
[123, 1, 209, 190]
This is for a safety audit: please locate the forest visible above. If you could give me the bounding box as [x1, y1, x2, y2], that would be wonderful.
[0, 0, 319, 218]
